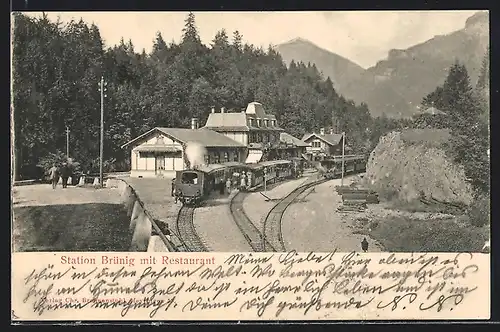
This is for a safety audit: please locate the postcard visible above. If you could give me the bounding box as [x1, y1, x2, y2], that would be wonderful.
[11, 10, 490, 321]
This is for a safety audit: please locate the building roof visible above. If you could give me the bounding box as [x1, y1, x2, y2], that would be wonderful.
[204, 112, 249, 130]
[203, 102, 283, 132]
[280, 132, 310, 147]
[302, 133, 344, 146]
[121, 127, 246, 149]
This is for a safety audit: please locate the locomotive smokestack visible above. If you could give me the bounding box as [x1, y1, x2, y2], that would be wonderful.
[211, 106, 215, 113]
[320, 128, 325, 135]
[191, 118, 199, 130]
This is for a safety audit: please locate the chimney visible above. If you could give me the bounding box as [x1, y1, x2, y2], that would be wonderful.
[330, 128, 335, 134]
[221, 107, 225, 113]
[211, 106, 215, 113]
[191, 118, 199, 130]
[320, 128, 325, 135]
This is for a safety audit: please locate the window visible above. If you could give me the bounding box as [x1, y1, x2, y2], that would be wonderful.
[264, 120, 268, 127]
[257, 119, 261, 127]
[257, 133, 262, 142]
[181, 172, 198, 184]
[204, 154, 210, 165]
[233, 151, 239, 162]
[214, 153, 220, 164]
[312, 141, 321, 148]
[224, 151, 229, 162]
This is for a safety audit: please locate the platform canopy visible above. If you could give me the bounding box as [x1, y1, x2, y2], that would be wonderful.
[134, 145, 181, 153]
[246, 150, 263, 163]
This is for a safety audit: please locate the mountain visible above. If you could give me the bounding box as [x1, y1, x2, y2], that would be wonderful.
[275, 37, 366, 92]
[276, 11, 489, 118]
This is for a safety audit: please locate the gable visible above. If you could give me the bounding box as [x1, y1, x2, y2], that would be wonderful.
[144, 132, 177, 145]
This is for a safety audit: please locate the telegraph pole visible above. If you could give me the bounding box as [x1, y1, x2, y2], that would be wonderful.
[65, 126, 70, 159]
[98, 76, 107, 186]
[263, 167, 267, 194]
[341, 132, 346, 187]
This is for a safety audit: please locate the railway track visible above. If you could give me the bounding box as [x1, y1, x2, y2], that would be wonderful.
[176, 206, 209, 252]
[229, 192, 275, 252]
[263, 176, 327, 252]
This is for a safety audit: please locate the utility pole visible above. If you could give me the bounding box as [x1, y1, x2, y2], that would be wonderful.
[341, 132, 346, 187]
[65, 126, 70, 159]
[98, 76, 107, 186]
[263, 167, 267, 194]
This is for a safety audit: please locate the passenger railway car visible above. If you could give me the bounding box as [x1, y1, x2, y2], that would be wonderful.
[321, 155, 366, 179]
[174, 159, 294, 206]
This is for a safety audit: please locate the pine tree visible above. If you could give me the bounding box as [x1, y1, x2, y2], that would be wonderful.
[440, 62, 480, 132]
[476, 46, 489, 90]
[182, 12, 200, 44]
[420, 61, 489, 193]
[232, 30, 242, 51]
[152, 32, 167, 58]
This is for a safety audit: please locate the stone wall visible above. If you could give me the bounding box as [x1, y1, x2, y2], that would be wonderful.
[106, 178, 176, 252]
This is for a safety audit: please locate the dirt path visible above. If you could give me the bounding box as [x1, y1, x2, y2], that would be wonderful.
[281, 178, 383, 252]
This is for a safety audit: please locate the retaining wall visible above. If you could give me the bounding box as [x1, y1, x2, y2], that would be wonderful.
[106, 178, 177, 252]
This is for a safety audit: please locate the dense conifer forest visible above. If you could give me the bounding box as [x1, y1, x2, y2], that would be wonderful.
[12, 12, 489, 195]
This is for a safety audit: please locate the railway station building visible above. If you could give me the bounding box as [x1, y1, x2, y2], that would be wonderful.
[277, 133, 310, 159]
[203, 102, 308, 163]
[302, 128, 347, 161]
[121, 123, 246, 178]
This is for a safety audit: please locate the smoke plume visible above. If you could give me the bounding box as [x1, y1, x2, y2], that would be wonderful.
[185, 142, 207, 169]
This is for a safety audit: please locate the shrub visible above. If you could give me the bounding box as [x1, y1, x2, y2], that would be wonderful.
[366, 216, 488, 252]
[467, 193, 490, 227]
[36, 151, 82, 180]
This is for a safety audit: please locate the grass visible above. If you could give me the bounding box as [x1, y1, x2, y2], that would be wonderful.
[355, 215, 489, 252]
[386, 199, 465, 215]
[13, 203, 132, 252]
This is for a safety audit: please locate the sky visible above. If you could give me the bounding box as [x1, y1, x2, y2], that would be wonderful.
[22, 11, 481, 68]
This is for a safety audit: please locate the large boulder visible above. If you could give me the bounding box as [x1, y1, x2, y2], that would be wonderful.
[366, 129, 473, 205]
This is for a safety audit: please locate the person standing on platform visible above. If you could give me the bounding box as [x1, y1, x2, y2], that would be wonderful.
[60, 162, 71, 188]
[246, 172, 252, 190]
[240, 174, 246, 191]
[225, 178, 232, 195]
[49, 163, 59, 189]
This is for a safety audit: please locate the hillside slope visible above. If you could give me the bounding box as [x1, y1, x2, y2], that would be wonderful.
[277, 12, 489, 118]
[343, 11, 489, 118]
[275, 37, 366, 92]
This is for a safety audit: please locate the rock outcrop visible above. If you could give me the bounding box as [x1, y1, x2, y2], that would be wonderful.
[366, 129, 473, 205]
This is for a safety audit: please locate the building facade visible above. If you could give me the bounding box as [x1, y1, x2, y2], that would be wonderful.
[121, 125, 246, 178]
[203, 102, 301, 163]
[302, 128, 345, 161]
[276, 132, 309, 159]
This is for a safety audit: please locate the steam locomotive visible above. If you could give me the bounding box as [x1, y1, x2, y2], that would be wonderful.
[174, 159, 300, 206]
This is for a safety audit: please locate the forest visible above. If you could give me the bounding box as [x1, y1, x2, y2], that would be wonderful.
[12, 12, 489, 195]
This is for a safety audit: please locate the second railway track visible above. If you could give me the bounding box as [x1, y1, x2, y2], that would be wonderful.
[229, 192, 275, 252]
[263, 176, 327, 252]
[176, 205, 209, 252]
[230, 173, 326, 253]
